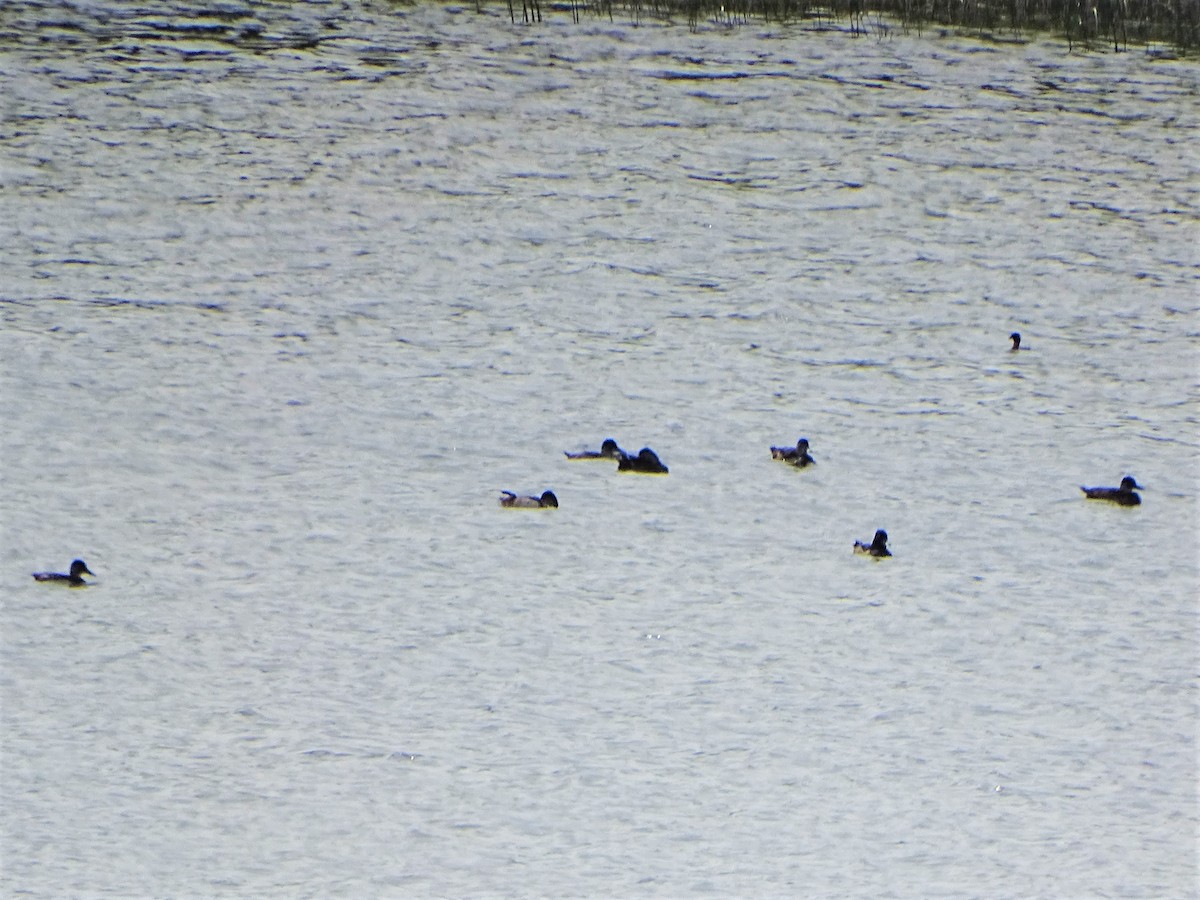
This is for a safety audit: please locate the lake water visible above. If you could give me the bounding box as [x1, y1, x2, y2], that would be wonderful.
[1, 1, 1197, 895]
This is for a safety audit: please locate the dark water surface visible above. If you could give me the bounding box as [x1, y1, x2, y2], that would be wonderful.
[2, 2, 1198, 896]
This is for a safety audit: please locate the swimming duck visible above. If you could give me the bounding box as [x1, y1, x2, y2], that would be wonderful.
[32, 559, 95, 585]
[617, 447, 669, 474]
[1010, 332, 1022, 351]
[770, 438, 815, 467]
[564, 438, 626, 460]
[499, 490, 559, 508]
[1081, 476, 1142, 506]
[853, 530, 892, 558]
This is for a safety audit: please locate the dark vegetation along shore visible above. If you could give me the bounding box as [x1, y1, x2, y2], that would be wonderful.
[489, 0, 1199, 52]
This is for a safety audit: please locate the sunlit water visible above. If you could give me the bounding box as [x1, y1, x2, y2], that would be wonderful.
[2, 1, 1198, 895]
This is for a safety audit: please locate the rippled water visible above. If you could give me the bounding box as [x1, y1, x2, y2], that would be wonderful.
[2, 1, 1198, 896]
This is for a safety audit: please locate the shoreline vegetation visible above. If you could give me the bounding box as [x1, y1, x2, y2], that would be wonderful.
[481, 0, 1199, 52]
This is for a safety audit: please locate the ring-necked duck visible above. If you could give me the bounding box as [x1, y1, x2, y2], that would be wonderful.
[853, 530, 892, 558]
[32, 559, 95, 585]
[1010, 332, 1023, 351]
[564, 438, 626, 460]
[770, 438, 815, 467]
[499, 490, 559, 508]
[617, 447, 669, 474]
[1081, 476, 1142, 506]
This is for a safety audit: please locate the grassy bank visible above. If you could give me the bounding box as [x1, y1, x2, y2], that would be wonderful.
[495, 0, 1199, 52]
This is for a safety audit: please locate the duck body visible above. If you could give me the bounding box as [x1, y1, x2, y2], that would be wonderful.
[500, 490, 559, 508]
[1081, 476, 1142, 506]
[853, 530, 892, 558]
[617, 447, 669, 474]
[565, 438, 625, 460]
[32, 559, 95, 585]
[770, 438, 815, 468]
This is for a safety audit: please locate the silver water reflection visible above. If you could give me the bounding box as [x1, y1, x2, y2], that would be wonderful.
[2, 2, 1197, 896]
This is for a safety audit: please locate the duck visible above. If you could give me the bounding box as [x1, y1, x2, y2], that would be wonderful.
[32, 559, 95, 586]
[853, 530, 892, 558]
[1080, 476, 1142, 506]
[1010, 332, 1023, 351]
[770, 437, 815, 467]
[499, 490, 559, 508]
[617, 447, 669, 474]
[564, 438, 626, 460]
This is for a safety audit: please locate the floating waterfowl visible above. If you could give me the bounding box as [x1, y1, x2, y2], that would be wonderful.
[853, 530, 892, 558]
[1081, 476, 1142, 507]
[499, 490, 559, 508]
[32, 559, 95, 586]
[1010, 332, 1024, 351]
[565, 438, 626, 460]
[770, 437, 815, 468]
[617, 447, 669, 475]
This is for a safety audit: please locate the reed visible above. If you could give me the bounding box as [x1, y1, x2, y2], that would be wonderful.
[490, 0, 1198, 51]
